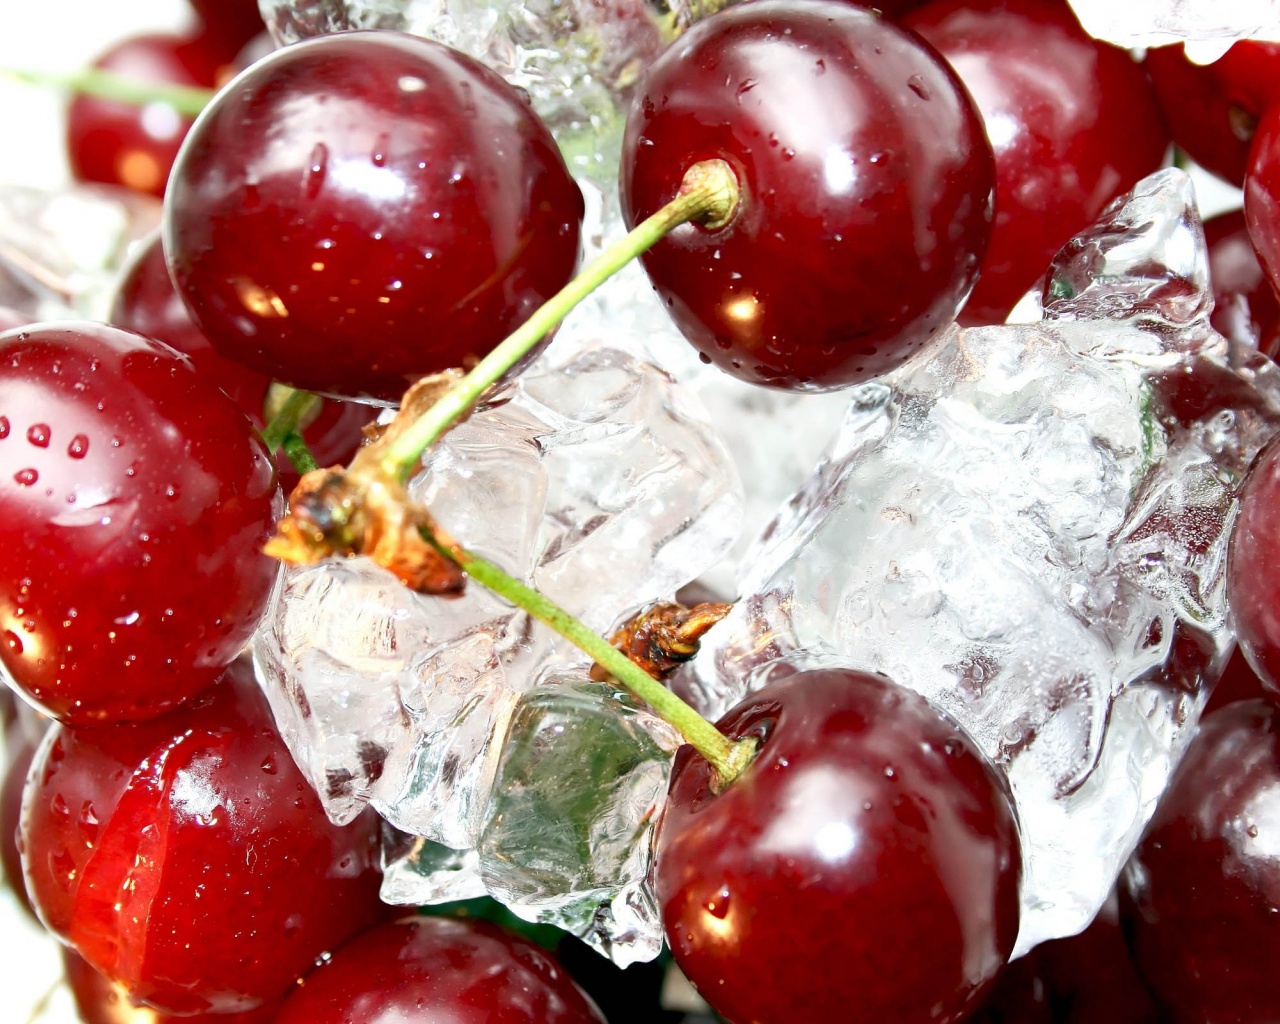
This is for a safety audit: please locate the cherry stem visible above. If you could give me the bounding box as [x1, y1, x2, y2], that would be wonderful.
[429, 535, 755, 785]
[377, 158, 741, 482]
[261, 388, 322, 453]
[282, 433, 318, 474]
[0, 66, 215, 117]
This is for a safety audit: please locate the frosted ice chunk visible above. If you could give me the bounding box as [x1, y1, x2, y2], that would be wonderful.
[477, 675, 681, 965]
[253, 343, 740, 850]
[1067, 0, 1280, 61]
[688, 169, 1280, 954]
[380, 829, 487, 905]
[0, 183, 159, 322]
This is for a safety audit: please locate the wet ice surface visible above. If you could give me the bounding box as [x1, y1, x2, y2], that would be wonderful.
[0, 183, 159, 323]
[686, 169, 1280, 954]
[253, 344, 739, 962]
[1067, 0, 1280, 59]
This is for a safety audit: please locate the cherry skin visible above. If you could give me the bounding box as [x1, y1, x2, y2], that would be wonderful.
[904, 0, 1169, 326]
[67, 33, 227, 199]
[1120, 699, 1280, 1022]
[1146, 40, 1280, 187]
[0, 321, 280, 725]
[273, 916, 606, 1023]
[110, 232, 376, 492]
[186, 0, 265, 55]
[165, 31, 584, 403]
[1245, 105, 1280, 299]
[1227, 436, 1280, 691]
[19, 661, 385, 1016]
[621, 0, 995, 390]
[655, 668, 1021, 1024]
[1, 725, 38, 919]
[1205, 208, 1280, 359]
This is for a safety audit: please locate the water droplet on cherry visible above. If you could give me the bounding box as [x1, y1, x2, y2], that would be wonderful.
[26, 423, 51, 447]
[67, 434, 89, 458]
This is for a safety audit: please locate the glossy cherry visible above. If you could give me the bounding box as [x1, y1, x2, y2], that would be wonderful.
[20, 661, 384, 1015]
[1206, 208, 1280, 358]
[165, 31, 584, 402]
[67, 33, 226, 199]
[1120, 699, 1280, 1022]
[621, 0, 995, 390]
[1146, 40, 1280, 187]
[1245, 105, 1280, 299]
[1, 725, 38, 919]
[655, 668, 1021, 1024]
[0, 321, 280, 724]
[274, 916, 605, 1023]
[904, 0, 1169, 326]
[110, 232, 376, 490]
[1227, 436, 1280, 691]
[186, 0, 265, 55]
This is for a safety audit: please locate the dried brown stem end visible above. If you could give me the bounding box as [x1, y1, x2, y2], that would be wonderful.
[590, 600, 733, 682]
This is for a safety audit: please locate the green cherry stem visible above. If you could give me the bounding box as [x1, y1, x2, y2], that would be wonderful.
[261, 387, 323, 454]
[282, 433, 319, 475]
[432, 535, 755, 785]
[0, 66, 215, 117]
[377, 158, 741, 482]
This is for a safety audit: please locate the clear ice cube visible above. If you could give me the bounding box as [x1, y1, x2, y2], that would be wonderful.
[477, 674, 681, 965]
[253, 342, 740, 853]
[1067, 0, 1280, 61]
[687, 169, 1280, 954]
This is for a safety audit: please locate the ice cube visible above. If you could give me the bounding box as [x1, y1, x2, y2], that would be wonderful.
[253, 342, 740, 850]
[477, 674, 681, 965]
[1066, 0, 1280, 61]
[688, 169, 1280, 953]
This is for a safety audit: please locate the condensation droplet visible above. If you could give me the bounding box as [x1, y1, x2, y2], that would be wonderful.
[67, 434, 89, 458]
[304, 143, 328, 200]
[0, 416, 9, 439]
[907, 75, 930, 101]
[26, 423, 50, 448]
[13, 468, 37, 486]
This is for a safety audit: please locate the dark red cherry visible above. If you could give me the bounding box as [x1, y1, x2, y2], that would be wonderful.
[1146, 40, 1280, 187]
[67, 33, 226, 199]
[0, 322, 279, 725]
[655, 668, 1021, 1024]
[904, 0, 1169, 326]
[968, 952, 1052, 1024]
[1206, 208, 1280, 358]
[63, 948, 281, 1024]
[109, 232, 376, 491]
[1120, 699, 1280, 1022]
[20, 662, 384, 1016]
[165, 31, 584, 403]
[1, 725, 39, 919]
[1245, 105, 1280, 299]
[1227, 436, 1280, 691]
[186, 0, 265, 55]
[621, 0, 995, 390]
[274, 916, 605, 1023]
[1206, 647, 1276, 713]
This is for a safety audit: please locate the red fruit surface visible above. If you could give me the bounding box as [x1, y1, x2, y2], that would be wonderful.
[1245, 105, 1280, 299]
[110, 232, 376, 491]
[0, 322, 279, 724]
[1228, 436, 1280, 691]
[67, 33, 224, 199]
[905, 0, 1169, 326]
[655, 668, 1022, 1024]
[1, 725, 38, 918]
[165, 31, 584, 402]
[20, 662, 384, 1015]
[621, 0, 995, 390]
[274, 916, 605, 1023]
[1146, 40, 1280, 187]
[63, 947, 281, 1024]
[1120, 699, 1280, 1022]
[187, 0, 265, 54]
[1206, 208, 1280, 358]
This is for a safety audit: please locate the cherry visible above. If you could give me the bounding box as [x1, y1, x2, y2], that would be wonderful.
[1245, 105, 1280, 299]
[904, 0, 1169, 326]
[1206, 208, 1280, 358]
[1120, 699, 1280, 1022]
[62, 948, 281, 1024]
[109, 232, 377, 491]
[0, 321, 280, 725]
[1146, 40, 1280, 187]
[655, 667, 1021, 1024]
[67, 33, 227, 199]
[19, 661, 385, 1016]
[165, 31, 585, 403]
[273, 916, 606, 1023]
[620, 0, 995, 390]
[1227, 436, 1280, 691]
[1206, 647, 1276, 713]
[1, 725, 39, 919]
[186, 0, 265, 55]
